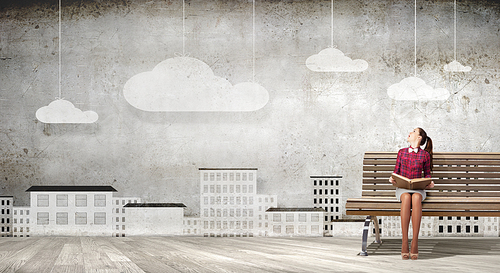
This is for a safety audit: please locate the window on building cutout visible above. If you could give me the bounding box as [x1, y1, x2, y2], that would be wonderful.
[94, 194, 106, 207]
[75, 212, 87, 225]
[37, 194, 49, 207]
[76, 195, 87, 207]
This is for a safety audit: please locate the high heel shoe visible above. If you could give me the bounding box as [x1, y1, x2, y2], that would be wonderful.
[401, 253, 409, 260]
[410, 253, 418, 260]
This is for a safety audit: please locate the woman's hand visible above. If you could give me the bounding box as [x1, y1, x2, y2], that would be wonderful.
[389, 174, 396, 186]
[425, 181, 435, 189]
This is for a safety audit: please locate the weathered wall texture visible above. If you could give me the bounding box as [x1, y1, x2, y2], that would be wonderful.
[1, 0, 499, 215]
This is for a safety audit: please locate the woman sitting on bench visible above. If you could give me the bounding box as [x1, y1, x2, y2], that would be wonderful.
[389, 128, 435, 260]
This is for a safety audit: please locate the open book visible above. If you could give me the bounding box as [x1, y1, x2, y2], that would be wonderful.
[391, 173, 432, 190]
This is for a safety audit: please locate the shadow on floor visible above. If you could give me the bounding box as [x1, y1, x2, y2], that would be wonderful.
[366, 238, 500, 260]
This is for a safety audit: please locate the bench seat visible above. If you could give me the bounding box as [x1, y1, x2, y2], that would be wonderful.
[346, 197, 500, 216]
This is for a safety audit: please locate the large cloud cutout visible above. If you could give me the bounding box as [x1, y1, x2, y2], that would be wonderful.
[36, 99, 98, 123]
[444, 60, 472, 72]
[123, 57, 269, 112]
[306, 48, 368, 72]
[387, 77, 450, 101]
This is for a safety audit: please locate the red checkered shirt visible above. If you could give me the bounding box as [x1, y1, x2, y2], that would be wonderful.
[393, 147, 432, 179]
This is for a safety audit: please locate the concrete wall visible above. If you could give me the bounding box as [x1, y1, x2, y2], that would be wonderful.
[1, 0, 499, 216]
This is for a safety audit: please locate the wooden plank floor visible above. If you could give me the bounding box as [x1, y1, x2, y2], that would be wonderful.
[1, 236, 500, 272]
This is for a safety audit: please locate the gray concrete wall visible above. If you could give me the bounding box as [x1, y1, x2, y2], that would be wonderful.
[1, 0, 499, 216]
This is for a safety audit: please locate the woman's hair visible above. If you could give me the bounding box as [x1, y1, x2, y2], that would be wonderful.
[417, 127, 433, 171]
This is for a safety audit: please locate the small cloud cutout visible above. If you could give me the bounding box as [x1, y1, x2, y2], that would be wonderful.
[123, 57, 269, 112]
[444, 60, 472, 72]
[306, 48, 368, 72]
[36, 99, 98, 123]
[387, 76, 450, 101]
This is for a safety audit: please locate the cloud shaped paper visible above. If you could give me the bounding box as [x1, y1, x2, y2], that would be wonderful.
[123, 57, 269, 112]
[306, 48, 368, 72]
[36, 99, 98, 123]
[443, 60, 472, 72]
[387, 77, 450, 101]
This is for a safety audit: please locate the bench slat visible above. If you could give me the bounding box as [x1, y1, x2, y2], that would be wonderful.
[346, 210, 500, 217]
[347, 196, 500, 202]
[363, 172, 500, 178]
[346, 202, 500, 210]
[363, 166, 500, 172]
[364, 159, 500, 166]
[362, 184, 500, 191]
[364, 152, 500, 159]
[362, 191, 500, 197]
[363, 178, 500, 184]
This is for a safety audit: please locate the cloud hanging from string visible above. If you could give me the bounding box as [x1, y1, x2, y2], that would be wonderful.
[444, 60, 472, 72]
[36, 99, 99, 123]
[305, 48, 368, 72]
[123, 57, 269, 112]
[387, 77, 450, 101]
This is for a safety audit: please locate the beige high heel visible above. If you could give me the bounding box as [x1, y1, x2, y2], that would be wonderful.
[401, 253, 410, 260]
[410, 252, 418, 260]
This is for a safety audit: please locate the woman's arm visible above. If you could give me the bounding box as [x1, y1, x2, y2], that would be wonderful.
[394, 149, 402, 175]
[390, 150, 403, 185]
[423, 152, 434, 188]
[423, 153, 431, 178]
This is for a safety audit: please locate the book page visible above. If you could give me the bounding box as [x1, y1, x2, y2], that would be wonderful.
[391, 174, 431, 190]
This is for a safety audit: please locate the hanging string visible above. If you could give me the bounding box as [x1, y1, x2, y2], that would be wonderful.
[252, 0, 255, 83]
[414, 0, 417, 77]
[183, 0, 185, 56]
[58, 0, 62, 99]
[331, 0, 334, 47]
[454, 0, 457, 61]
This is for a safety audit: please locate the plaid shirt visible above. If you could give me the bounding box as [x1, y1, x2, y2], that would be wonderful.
[393, 147, 432, 179]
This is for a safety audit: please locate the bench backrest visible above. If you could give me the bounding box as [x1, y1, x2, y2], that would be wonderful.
[363, 152, 500, 198]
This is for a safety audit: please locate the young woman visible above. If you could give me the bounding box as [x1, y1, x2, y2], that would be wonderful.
[389, 128, 435, 260]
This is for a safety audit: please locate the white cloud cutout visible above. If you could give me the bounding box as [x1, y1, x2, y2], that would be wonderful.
[387, 76, 450, 101]
[36, 99, 98, 123]
[123, 57, 269, 112]
[444, 60, 472, 72]
[306, 48, 368, 72]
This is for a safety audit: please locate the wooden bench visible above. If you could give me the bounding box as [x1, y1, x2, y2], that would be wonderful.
[345, 152, 500, 256]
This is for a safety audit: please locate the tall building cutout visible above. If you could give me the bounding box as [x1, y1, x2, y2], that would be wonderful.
[1, 196, 13, 237]
[199, 168, 277, 237]
[311, 175, 343, 235]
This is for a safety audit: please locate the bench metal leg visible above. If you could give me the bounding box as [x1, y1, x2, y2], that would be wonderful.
[359, 216, 372, 256]
[372, 216, 382, 244]
[359, 216, 382, 256]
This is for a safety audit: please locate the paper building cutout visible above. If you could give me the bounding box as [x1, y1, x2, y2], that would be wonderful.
[444, 60, 472, 72]
[387, 76, 450, 101]
[123, 57, 269, 112]
[306, 48, 368, 72]
[35, 99, 98, 124]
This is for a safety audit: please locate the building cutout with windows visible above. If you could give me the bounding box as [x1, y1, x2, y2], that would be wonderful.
[12, 206, 30, 237]
[183, 216, 201, 236]
[378, 215, 499, 237]
[265, 208, 325, 236]
[199, 168, 277, 237]
[0, 196, 13, 237]
[27, 186, 117, 236]
[112, 196, 141, 237]
[311, 175, 343, 236]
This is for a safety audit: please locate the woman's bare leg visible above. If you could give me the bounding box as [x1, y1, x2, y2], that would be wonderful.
[411, 193, 423, 255]
[400, 193, 412, 254]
